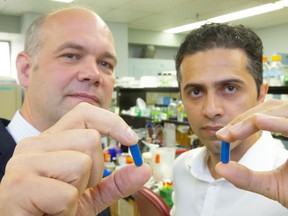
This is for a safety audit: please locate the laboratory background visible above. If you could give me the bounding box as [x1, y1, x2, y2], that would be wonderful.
[1, 0, 288, 215]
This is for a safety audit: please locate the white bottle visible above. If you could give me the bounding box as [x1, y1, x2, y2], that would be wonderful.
[269, 54, 284, 86]
[262, 56, 270, 84]
[177, 100, 184, 122]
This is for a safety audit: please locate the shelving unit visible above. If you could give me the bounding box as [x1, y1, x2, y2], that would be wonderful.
[116, 86, 288, 129]
[116, 87, 179, 113]
[268, 86, 288, 94]
[115, 87, 180, 128]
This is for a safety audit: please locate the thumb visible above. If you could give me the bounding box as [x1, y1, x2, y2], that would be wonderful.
[215, 161, 254, 189]
[215, 161, 288, 207]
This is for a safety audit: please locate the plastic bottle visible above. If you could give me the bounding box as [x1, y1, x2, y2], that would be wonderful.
[159, 180, 174, 207]
[284, 66, 288, 86]
[177, 100, 184, 122]
[262, 56, 270, 84]
[151, 106, 161, 123]
[269, 54, 284, 86]
[284, 73, 288, 86]
[168, 98, 177, 120]
[152, 153, 162, 182]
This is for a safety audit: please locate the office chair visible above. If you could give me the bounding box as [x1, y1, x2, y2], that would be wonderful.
[133, 186, 171, 216]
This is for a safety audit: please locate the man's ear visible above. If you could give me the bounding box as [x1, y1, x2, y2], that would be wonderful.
[16, 51, 33, 88]
[258, 82, 269, 103]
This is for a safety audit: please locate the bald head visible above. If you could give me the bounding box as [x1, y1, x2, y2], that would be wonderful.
[46, 7, 108, 30]
[25, 7, 113, 59]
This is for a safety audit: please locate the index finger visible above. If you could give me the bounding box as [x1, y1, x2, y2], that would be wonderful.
[217, 114, 288, 142]
[45, 102, 138, 146]
[226, 99, 288, 126]
[217, 99, 288, 142]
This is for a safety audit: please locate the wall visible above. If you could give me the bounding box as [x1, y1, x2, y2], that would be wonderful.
[127, 30, 182, 78]
[129, 45, 178, 60]
[128, 29, 185, 48]
[128, 45, 178, 79]
[107, 22, 129, 78]
[128, 58, 176, 79]
[0, 14, 20, 33]
[254, 23, 288, 60]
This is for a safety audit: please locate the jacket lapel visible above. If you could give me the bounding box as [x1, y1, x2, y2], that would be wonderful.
[0, 118, 16, 181]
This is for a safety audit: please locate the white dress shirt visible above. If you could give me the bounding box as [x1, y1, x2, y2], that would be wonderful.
[170, 131, 288, 216]
[6, 111, 40, 143]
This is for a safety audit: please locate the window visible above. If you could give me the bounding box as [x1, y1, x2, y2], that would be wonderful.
[0, 41, 11, 77]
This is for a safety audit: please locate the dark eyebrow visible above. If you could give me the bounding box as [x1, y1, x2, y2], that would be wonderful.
[183, 83, 204, 92]
[215, 78, 245, 86]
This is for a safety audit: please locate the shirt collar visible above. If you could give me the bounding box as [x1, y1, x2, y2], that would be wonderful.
[6, 110, 40, 144]
[187, 147, 216, 182]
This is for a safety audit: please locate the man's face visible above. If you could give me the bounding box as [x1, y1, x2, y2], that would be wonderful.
[22, 10, 117, 130]
[179, 48, 264, 156]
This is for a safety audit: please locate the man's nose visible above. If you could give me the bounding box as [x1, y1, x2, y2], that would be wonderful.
[77, 59, 102, 85]
[202, 93, 223, 119]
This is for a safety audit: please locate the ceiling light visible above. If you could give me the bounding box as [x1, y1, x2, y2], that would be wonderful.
[164, 21, 207, 34]
[275, 0, 288, 7]
[164, 2, 284, 34]
[51, 0, 74, 3]
[208, 3, 282, 23]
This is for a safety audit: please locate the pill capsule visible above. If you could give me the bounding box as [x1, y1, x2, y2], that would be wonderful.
[129, 144, 143, 166]
[221, 141, 230, 163]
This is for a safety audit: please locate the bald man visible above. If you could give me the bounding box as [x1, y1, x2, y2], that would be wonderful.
[0, 7, 151, 215]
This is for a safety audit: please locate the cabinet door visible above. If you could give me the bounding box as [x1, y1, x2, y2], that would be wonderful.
[0, 84, 22, 120]
[118, 198, 139, 216]
[118, 88, 146, 112]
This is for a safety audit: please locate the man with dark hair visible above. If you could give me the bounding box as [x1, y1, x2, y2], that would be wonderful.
[171, 23, 288, 215]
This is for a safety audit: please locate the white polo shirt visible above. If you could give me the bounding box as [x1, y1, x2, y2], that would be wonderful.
[171, 131, 288, 216]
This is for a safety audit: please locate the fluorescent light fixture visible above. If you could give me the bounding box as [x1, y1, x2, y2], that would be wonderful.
[275, 0, 288, 7]
[208, 3, 282, 23]
[164, 2, 284, 33]
[51, 0, 74, 3]
[164, 21, 207, 34]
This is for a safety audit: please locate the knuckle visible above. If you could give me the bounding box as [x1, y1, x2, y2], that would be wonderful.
[74, 102, 91, 114]
[78, 154, 93, 172]
[13, 136, 39, 154]
[56, 186, 79, 213]
[83, 129, 102, 151]
[1, 167, 27, 190]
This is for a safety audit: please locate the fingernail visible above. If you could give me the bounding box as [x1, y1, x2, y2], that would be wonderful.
[217, 124, 231, 138]
[217, 126, 229, 138]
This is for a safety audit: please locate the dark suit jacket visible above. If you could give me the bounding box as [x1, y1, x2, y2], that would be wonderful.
[0, 118, 16, 181]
